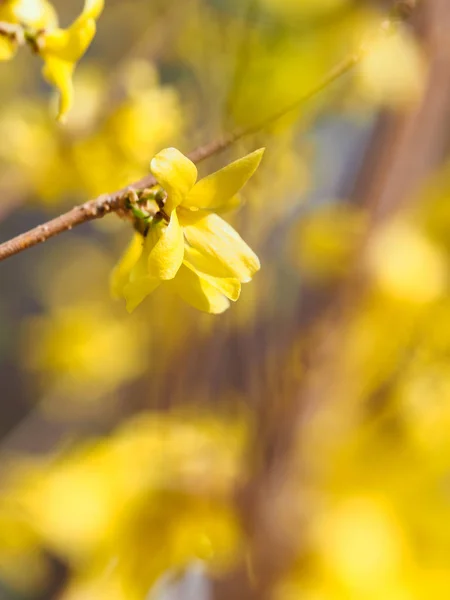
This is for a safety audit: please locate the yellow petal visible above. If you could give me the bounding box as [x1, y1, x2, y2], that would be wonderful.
[168, 264, 230, 314]
[183, 244, 233, 278]
[214, 195, 241, 214]
[150, 148, 197, 213]
[181, 211, 260, 283]
[9, 0, 58, 28]
[145, 210, 184, 280]
[184, 245, 241, 301]
[183, 148, 265, 210]
[187, 266, 241, 301]
[39, 0, 103, 60]
[110, 232, 144, 299]
[80, 0, 104, 22]
[42, 19, 97, 63]
[123, 249, 160, 312]
[41, 57, 74, 121]
[123, 277, 160, 313]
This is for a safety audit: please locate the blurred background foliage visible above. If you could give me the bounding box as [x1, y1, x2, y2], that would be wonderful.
[2, 0, 450, 598]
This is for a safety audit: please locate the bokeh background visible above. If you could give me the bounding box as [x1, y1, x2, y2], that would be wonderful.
[2, 0, 450, 598]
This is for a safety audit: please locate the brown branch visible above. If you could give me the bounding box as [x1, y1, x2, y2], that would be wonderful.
[0, 0, 417, 263]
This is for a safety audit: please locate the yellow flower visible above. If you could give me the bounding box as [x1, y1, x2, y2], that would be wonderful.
[0, 0, 57, 27]
[111, 147, 264, 314]
[0, 0, 57, 60]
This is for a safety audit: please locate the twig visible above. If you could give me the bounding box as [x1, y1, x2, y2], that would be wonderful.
[0, 0, 417, 262]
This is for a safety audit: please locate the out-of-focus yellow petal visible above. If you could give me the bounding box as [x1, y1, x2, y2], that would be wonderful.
[180, 211, 260, 283]
[41, 56, 74, 121]
[42, 19, 97, 63]
[183, 148, 265, 210]
[79, 0, 105, 22]
[40, 0, 103, 60]
[145, 210, 184, 280]
[0, 37, 16, 61]
[168, 263, 230, 314]
[150, 148, 197, 213]
[357, 29, 425, 108]
[110, 232, 144, 299]
[38, 0, 103, 120]
[0, 0, 58, 28]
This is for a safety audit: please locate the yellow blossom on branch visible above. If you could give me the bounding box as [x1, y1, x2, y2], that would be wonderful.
[111, 147, 264, 314]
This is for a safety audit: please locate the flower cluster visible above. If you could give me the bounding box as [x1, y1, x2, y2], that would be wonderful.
[111, 147, 264, 314]
[0, 0, 104, 120]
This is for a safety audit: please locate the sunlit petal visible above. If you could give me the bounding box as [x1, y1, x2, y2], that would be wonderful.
[181, 211, 260, 283]
[183, 148, 264, 210]
[150, 148, 197, 213]
[168, 264, 230, 314]
[146, 210, 184, 280]
[184, 249, 241, 301]
[3, 0, 58, 28]
[110, 232, 144, 299]
[122, 250, 160, 312]
[182, 244, 234, 278]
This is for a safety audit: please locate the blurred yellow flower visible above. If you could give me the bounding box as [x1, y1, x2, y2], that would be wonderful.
[0, 0, 57, 60]
[316, 497, 407, 593]
[367, 220, 447, 304]
[22, 302, 147, 407]
[111, 147, 264, 314]
[357, 28, 425, 108]
[39, 0, 104, 120]
[0, 0, 103, 119]
[0, 413, 247, 598]
[0, 0, 57, 28]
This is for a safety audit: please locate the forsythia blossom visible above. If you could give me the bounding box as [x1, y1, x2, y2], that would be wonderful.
[0, 0, 104, 120]
[111, 148, 264, 314]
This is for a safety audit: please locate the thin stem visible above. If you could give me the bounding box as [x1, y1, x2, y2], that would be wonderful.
[0, 0, 417, 262]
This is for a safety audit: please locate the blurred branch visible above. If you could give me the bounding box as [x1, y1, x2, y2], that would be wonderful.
[0, 0, 417, 262]
[354, 0, 450, 222]
[212, 3, 450, 600]
[222, 0, 260, 128]
[0, 21, 24, 45]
